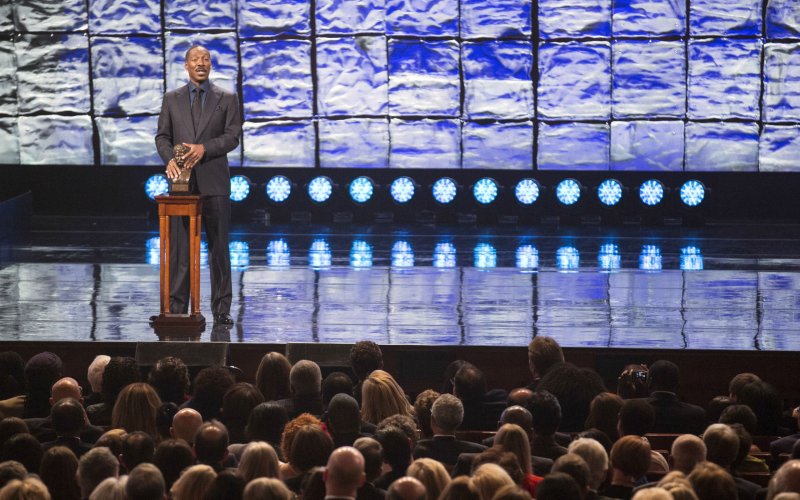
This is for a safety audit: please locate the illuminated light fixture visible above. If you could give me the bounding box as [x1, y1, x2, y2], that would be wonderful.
[556, 179, 582, 206]
[680, 246, 704, 271]
[598, 243, 621, 271]
[200, 240, 208, 267]
[309, 239, 332, 269]
[146, 237, 160, 266]
[432, 177, 458, 205]
[680, 180, 705, 207]
[145, 174, 169, 200]
[308, 176, 333, 203]
[267, 239, 290, 268]
[266, 175, 292, 203]
[433, 242, 457, 268]
[473, 178, 499, 205]
[556, 246, 580, 271]
[391, 241, 414, 268]
[350, 240, 373, 268]
[230, 175, 251, 202]
[515, 245, 539, 270]
[349, 176, 374, 204]
[515, 179, 541, 205]
[390, 177, 416, 204]
[474, 243, 497, 268]
[597, 179, 623, 207]
[229, 241, 250, 270]
[639, 179, 664, 206]
[639, 245, 662, 271]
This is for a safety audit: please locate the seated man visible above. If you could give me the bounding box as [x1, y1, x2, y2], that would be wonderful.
[413, 394, 486, 466]
[453, 364, 507, 431]
[642, 360, 705, 435]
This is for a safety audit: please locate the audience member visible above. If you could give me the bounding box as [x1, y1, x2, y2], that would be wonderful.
[152, 439, 195, 492]
[85, 355, 110, 407]
[507, 388, 534, 408]
[254, 352, 292, 402]
[238, 441, 279, 483]
[471, 464, 515, 500]
[526, 337, 564, 390]
[377, 415, 418, 447]
[0, 461, 26, 490]
[302, 466, 327, 500]
[687, 462, 737, 500]
[720, 404, 759, 436]
[494, 424, 543, 495]
[617, 364, 649, 400]
[706, 396, 733, 424]
[171, 407, 203, 445]
[414, 394, 485, 465]
[535, 472, 583, 500]
[407, 458, 450, 500]
[243, 477, 293, 500]
[181, 366, 234, 421]
[155, 401, 179, 442]
[375, 425, 413, 489]
[221, 382, 264, 444]
[111, 382, 162, 438]
[279, 413, 324, 474]
[206, 469, 246, 500]
[126, 463, 166, 500]
[490, 484, 531, 500]
[170, 464, 217, 500]
[147, 356, 190, 405]
[276, 360, 324, 418]
[442, 361, 471, 395]
[362, 371, 414, 425]
[773, 405, 800, 460]
[194, 420, 231, 472]
[643, 360, 706, 435]
[86, 356, 140, 427]
[0, 352, 24, 401]
[414, 390, 440, 440]
[703, 423, 760, 500]
[528, 391, 567, 460]
[324, 446, 366, 499]
[537, 363, 606, 432]
[453, 365, 507, 431]
[93, 429, 126, 457]
[551, 453, 591, 498]
[617, 399, 668, 472]
[585, 392, 623, 442]
[77, 446, 119, 499]
[388, 476, 427, 500]
[729, 423, 769, 474]
[602, 435, 651, 500]
[567, 438, 610, 498]
[350, 341, 383, 405]
[26, 378, 103, 445]
[439, 476, 479, 500]
[242, 402, 288, 459]
[39, 446, 80, 500]
[729, 373, 761, 403]
[284, 425, 335, 492]
[0, 477, 52, 500]
[2, 432, 42, 474]
[323, 372, 355, 407]
[23, 352, 64, 419]
[353, 437, 386, 500]
[631, 487, 672, 500]
[670, 434, 706, 475]
[655, 472, 698, 500]
[119, 431, 155, 473]
[0, 418, 27, 445]
[89, 475, 127, 500]
[328, 394, 369, 448]
[768, 460, 800, 499]
[739, 380, 783, 436]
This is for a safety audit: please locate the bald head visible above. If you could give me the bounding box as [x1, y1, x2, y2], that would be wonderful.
[508, 388, 534, 407]
[325, 446, 365, 497]
[770, 460, 800, 498]
[388, 477, 426, 500]
[671, 434, 707, 475]
[51, 377, 82, 405]
[499, 405, 533, 434]
[171, 408, 202, 444]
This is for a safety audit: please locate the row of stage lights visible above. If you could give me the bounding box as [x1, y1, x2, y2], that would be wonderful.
[145, 174, 707, 208]
[146, 238, 704, 272]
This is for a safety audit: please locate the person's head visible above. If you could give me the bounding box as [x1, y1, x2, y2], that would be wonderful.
[171, 407, 203, 445]
[147, 356, 190, 405]
[376, 425, 412, 471]
[471, 464, 515, 500]
[610, 435, 651, 481]
[101, 356, 141, 407]
[24, 352, 63, 394]
[243, 477, 293, 500]
[687, 461, 737, 500]
[90, 476, 128, 500]
[656, 471, 698, 500]
[413, 390, 439, 439]
[498, 406, 533, 435]
[377, 414, 418, 445]
[527, 337, 564, 379]
[0, 352, 25, 400]
[568, 438, 609, 491]
[324, 446, 365, 498]
[388, 476, 427, 500]
[647, 360, 680, 392]
[39, 446, 79, 500]
[152, 439, 195, 492]
[706, 396, 733, 424]
[631, 488, 673, 500]
[221, 382, 264, 439]
[0, 461, 26, 490]
[407, 458, 450, 500]
[78, 446, 119, 499]
[0, 477, 51, 500]
[191, 366, 234, 410]
[670, 434, 706, 475]
[1, 433, 42, 475]
[170, 463, 216, 500]
[245, 402, 288, 446]
[112, 382, 162, 438]
[616, 364, 649, 399]
[494, 424, 532, 475]
[507, 388, 534, 408]
[354, 437, 383, 483]
[528, 390, 561, 436]
[156, 402, 179, 441]
[94, 428, 126, 457]
[768, 460, 800, 499]
[206, 469, 246, 500]
[50, 397, 86, 437]
[430, 394, 464, 435]
[739, 380, 783, 435]
[719, 404, 758, 435]
[280, 413, 323, 461]
[361, 370, 414, 425]
[194, 420, 229, 467]
[184, 45, 212, 85]
[585, 392, 623, 441]
[442, 361, 470, 395]
[618, 399, 656, 437]
[238, 441, 279, 483]
[703, 423, 739, 469]
[490, 485, 530, 500]
[289, 360, 322, 397]
[327, 393, 361, 435]
[471, 448, 523, 486]
[254, 352, 291, 402]
[87, 355, 110, 395]
[322, 372, 354, 406]
[50, 377, 82, 405]
[288, 424, 334, 472]
[535, 472, 582, 500]
[126, 463, 166, 500]
[728, 423, 753, 472]
[0, 418, 28, 445]
[350, 341, 383, 382]
[453, 365, 488, 403]
[120, 431, 155, 472]
[552, 453, 590, 494]
[729, 372, 760, 402]
[439, 476, 479, 500]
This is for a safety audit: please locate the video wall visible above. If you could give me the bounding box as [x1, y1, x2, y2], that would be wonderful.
[1, 0, 799, 171]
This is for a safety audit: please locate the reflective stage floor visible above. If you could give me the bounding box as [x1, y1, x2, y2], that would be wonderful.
[1, 217, 799, 350]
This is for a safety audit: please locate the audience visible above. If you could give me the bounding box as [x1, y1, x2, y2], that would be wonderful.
[670, 434, 707, 475]
[567, 438, 609, 499]
[536, 363, 605, 432]
[254, 352, 292, 402]
[147, 356, 190, 406]
[585, 392, 624, 442]
[221, 382, 265, 444]
[350, 341, 384, 405]
[276, 360, 324, 418]
[170, 407, 203, 445]
[39, 446, 80, 500]
[325, 446, 366, 499]
[111, 382, 162, 439]
[323, 372, 355, 407]
[617, 399, 669, 472]
[353, 437, 386, 500]
[181, 366, 234, 421]
[77, 446, 119, 499]
[170, 464, 217, 500]
[642, 360, 706, 435]
[328, 393, 369, 447]
[152, 439, 195, 492]
[526, 337, 564, 391]
[238, 441, 280, 483]
[603, 435, 652, 500]
[688, 462, 737, 500]
[414, 390, 440, 440]
[242, 402, 288, 459]
[528, 391, 567, 460]
[126, 463, 165, 500]
[86, 356, 140, 427]
[407, 458, 450, 500]
[375, 425, 413, 489]
[362, 371, 414, 425]
[388, 476, 427, 500]
[194, 420, 232, 472]
[0, 476, 52, 500]
[414, 394, 485, 465]
[453, 364, 507, 431]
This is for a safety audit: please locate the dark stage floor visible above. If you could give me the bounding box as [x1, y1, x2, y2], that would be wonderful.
[1, 216, 799, 350]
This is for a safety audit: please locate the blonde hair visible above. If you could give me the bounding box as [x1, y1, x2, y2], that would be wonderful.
[239, 441, 280, 483]
[0, 477, 51, 500]
[243, 477, 294, 500]
[111, 382, 162, 438]
[631, 488, 672, 500]
[361, 370, 414, 425]
[471, 464, 515, 500]
[495, 424, 532, 475]
[407, 458, 451, 500]
[89, 476, 128, 500]
[170, 464, 217, 500]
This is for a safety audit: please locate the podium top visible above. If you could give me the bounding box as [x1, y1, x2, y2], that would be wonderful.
[155, 195, 203, 216]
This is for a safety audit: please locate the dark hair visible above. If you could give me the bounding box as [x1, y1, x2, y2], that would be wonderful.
[375, 425, 411, 469]
[454, 365, 487, 403]
[442, 360, 470, 394]
[101, 356, 141, 406]
[647, 360, 680, 392]
[122, 431, 155, 471]
[156, 402, 179, 441]
[301, 467, 326, 500]
[289, 425, 334, 472]
[0, 418, 28, 445]
[727, 423, 752, 472]
[616, 364, 649, 399]
[527, 337, 565, 379]
[0, 351, 25, 400]
[206, 469, 246, 500]
[254, 352, 291, 402]
[153, 439, 195, 491]
[322, 372, 354, 406]
[376, 414, 417, 445]
[738, 380, 782, 435]
[327, 393, 360, 434]
[51, 398, 86, 436]
[536, 363, 606, 432]
[618, 399, 656, 436]
[244, 402, 288, 449]
[195, 420, 230, 466]
[552, 453, 590, 491]
[706, 396, 733, 424]
[184, 44, 210, 61]
[23, 352, 64, 418]
[729, 373, 760, 401]
[528, 390, 562, 436]
[585, 392, 623, 441]
[40, 446, 80, 500]
[578, 428, 613, 454]
[1, 433, 43, 475]
[222, 383, 265, 444]
[610, 435, 651, 480]
[354, 438, 383, 482]
[147, 357, 190, 405]
[535, 472, 582, 500]
[349, 341, 383, 381]
[719, 404, 758, 436]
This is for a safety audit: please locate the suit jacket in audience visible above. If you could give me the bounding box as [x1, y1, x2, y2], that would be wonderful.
[735, 476, 761, 500]
[413, 435, 487, 466]
[357, 482, 386, 500]
[461, 389, 508, 430]
[25, 417, 104, 444]
[452, 452, 553, 478]
[770, 433, 800, 458]
[531, 436, 568, 461]
[374, 468, 405, 490]
[42, 436, 93, 458]
[642, 392, 706, 435]
[275, 393, 324, 419]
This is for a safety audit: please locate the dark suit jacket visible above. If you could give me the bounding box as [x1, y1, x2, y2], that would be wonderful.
[275, 393, 324, 419]
[43, 436, 94, 458]
[357, 482, 386, 500]
[735, 476, 761, 500]
[413, 435, 486, 465]
[25, 417, 104, 444]
[770, 433, 800, 458]
[642, 392, 706, 435]
[461, 389, 508, 430]
[155, 81, 241, 196]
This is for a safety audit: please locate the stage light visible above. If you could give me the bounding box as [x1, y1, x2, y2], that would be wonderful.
[349, 176, 374, 204]
[390, 177, 415, 204]
[230, 175, 251, 202]
[597, 179, 623, 207]
[433, 242, 457, 268]
[266, 175, 292, 203]
[309, 239, 332, 269]
[350, 240, 373, 268]
[145, 174, 169, 200]
[515, 179, 541, 205]
[556, 179, 582, 206]
[146, 237, 160, 265]
[473, 178, 499, 205]
[308, 176, 333, 203]
[598, 243, 621, 271]
[680, 246, 704, 271]
[680, 180, 705, 207]
[474, 243, 497, 268]
[556, 246, 580, 271]
[230, 241, 250, 270]
[392, 241, 414, 268]
[516, 245, 539, 270]
[639, 179, 664, 206]
[200, 240, 208, 267]
[267, 239, 290, 268]
[432, 177, 458, 205]
[639, 245, 662, 271]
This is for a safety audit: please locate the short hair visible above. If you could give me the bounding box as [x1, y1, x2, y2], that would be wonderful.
[0, 461, 27, 489]
[170, 464, 217, 500]
[453, 365, 487, 403]
[719, 404, 758, 435]
[568, 438, 609, 490]
[376, 425, 412, 469]
[618, 399, 656, 436]
[194, 420, 230, 466]
[471, 464, 515, 500]
[729, 373, 760, 400]
[647, 360, 680, 391]
[551, 453, 590, 491]
[192, 366, 234, 405]
[631, 487, 673, 500]
[407, 458, 451, 500]
[431, 394, 464, 433]
[670, 434, 707, 475]
[414, 390, 440, 438]
[50, 397, 85, 435]
[656, 472, 699, 500]
[221, 382, 265, 436]
[0, 418, 28, 445]
[254, 352, 291, 402]
[184, 44, 210, 61]
[121, 431, 155, 471]
[78, 446, 119, 498]
[707, 396, 733, 424]
[243, 477, 293, 500]
[728, 423, 753, 471]
[527, 337, 564, 378]
[126, 463, 165, 500]
[206, 469, 246, 500]
[610, 435, 651, 480]
[490, 485, 531, 500]
[238, 441, 279, 483]
[0, 477, 51, 500]
[438, 476, 479, 500]
[703, 423, 739, 468]
[289, 425, 334, 472]
[528, 390, 561, 436]
[377, 414, 418, 445]
[147, 357, 190, 405]
[245, 402, 288, 445]
[101, 356, 140, 406]
[87, 355, 110, 394]
[322, 371, 354, 406]
[152, 439, 195, 491]
[350, 341, 383, 381]
[290, 360, 322, 396]
[354, 437, 383, 482]
[768, 460, 800, 499]
[535, 472, 582, 500]
[94, 428, 126, 457]
[688, 462, 737, 500]
[327, 393, 361, 434]
[1, 434, 42, 475]
[280, 413, 323, 461]
[585, 392, 623, 441]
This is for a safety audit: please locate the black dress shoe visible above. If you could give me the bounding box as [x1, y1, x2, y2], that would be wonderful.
[213, 313, 234, 325]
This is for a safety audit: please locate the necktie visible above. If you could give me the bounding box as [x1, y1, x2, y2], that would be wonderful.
[191, 88, 203, 132]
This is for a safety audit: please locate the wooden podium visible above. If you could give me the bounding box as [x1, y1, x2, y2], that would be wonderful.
[151, 195, 206, 339]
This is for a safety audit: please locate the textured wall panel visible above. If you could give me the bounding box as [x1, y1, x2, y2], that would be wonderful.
[0, 119, 19, 165]
[238, 0, 310, 37]
[759, 125, 800, 172]
[538, 0, 611, 39]
[241, 40, 313, 119]
[685, 122, 759, 171]
[316, 0, 385, 34]
[611, 120, 684, 171]
[0, 40, 16, 116]
[388, 40, 460, 117]
[13, 0, 87, 32]
[0, 4, 11, 32]
[690, 0, 760, 36]
[18, 115, 94, 165]
[165, 0, 235, 31]
[242, 121, 315, 167]
[165, 33, 238, 94]
[97, 116, 162, 165]
[317, 37, 388, 117]
[538, 41, 611, 120]
[461, 0, 531, 38]
[763, 43, 800, 122]
[463, 41, 533, 120]
[389, 119, 460, 169]
[92, 36, 163, 116]
[538, 123, 610, 170]
[766, 0, 800, 39]
[463, 121, 533, 170]
[89, 0, 161, 34]
[613, 40, 686, 118]
[319, 118, 389, 168]
[613, 0, 686, 37]
[386, 0, 458, 36]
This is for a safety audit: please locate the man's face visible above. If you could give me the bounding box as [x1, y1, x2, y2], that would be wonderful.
[185, 47, 212, 84]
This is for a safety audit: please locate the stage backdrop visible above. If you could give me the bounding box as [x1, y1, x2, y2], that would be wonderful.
[0, 0, 799, 171]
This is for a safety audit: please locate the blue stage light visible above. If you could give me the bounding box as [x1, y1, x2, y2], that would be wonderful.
[350, 240, 373, 268]
[597, 179, 623, 207]
[680, 246, 704, 271]
[392, 241, 415, 268]
[146, 237, 160, 266]
[556, 179, 582, 206]
[349, 176, 374, 204]
[433, 242, 457, 268]
[474, 243, 497, 268]
[516, 245, 539, 270]
[309, 239, 332, 269]
[267, 239, 290, 268]
[639, 179, 664, 206]
[556, 246, 580, 271]
[230, 176, 251, 202]
[432, 178, 458, 204]
[145, 174, 169, 200]
[515, 179, 540, 205]
[266, 175, 292, 203]
[680, 180, 705, 207]
[230, 241, 250, 270]
[598, 243, 621, 271]
[639, 245, 662, 271]
[473, 178, 499, 205]
[390, 177, 416, 204]
[308, 176, 333, 203]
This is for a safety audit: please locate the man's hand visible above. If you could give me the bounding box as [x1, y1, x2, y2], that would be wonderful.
[181, 143, 206, 169]
[165, 158, 180, 180]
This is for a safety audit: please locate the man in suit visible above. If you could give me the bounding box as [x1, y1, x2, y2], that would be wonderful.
[413, 394, 485, 466]
[155, 44, 242, 325]
[641, 359, 706, 435]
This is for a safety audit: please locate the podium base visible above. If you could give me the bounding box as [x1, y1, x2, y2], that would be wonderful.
[151, 313, 206, 340]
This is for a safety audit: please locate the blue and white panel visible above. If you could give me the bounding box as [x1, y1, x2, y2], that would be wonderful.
[462, 41, 534, 120]
[165, 33, 238, 93]
[165, 0, 236, 31]
[238, 0, 310, 37]
[316, 0, 385, 34]
[0, 40, 16, 116]
[612, 0, 686, 37]
[96, 116, 162, 166]
[766, 0, 800, 39]
[12, 0, 87, 32]
[463, 121, 533, 170]
[763, 43, 800, 122]
[759, 125, 800, 172]
[538, 123, 610, 171]
[89, 0, 161, 34]
[388, 40, 460, 117]
[690, 0, 761, 36]
[241, 40, 313, 119]
[538, 41, 611, 120]
[685, 122, 759, 172]
[389, 119, 460, 169]
[18, 115, 94, 165]
[386, 0, 458, 36]
[0, 119, 19, 165]
[91, 36, 164, 116]
[319, 118, 390, 168]
[242, 120, 315, 167]
[611, 120, 684, 171]
[461, 0, 531, 38]
[538, 0, 611, 39]
[317, 36, 388, 117]
[612, 40, 686, 119]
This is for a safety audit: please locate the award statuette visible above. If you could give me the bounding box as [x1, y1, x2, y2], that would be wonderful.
[170, 144, 192, 194]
